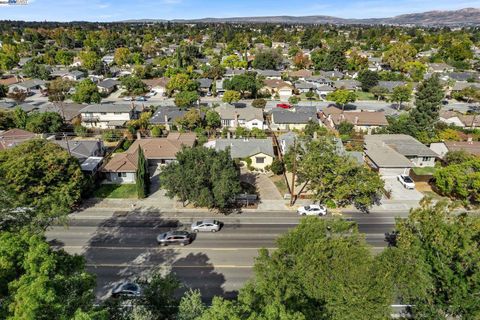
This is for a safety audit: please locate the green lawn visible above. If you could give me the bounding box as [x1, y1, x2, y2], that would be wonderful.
[412, 167, 437, 176]
[355, 91, 377, 101]
[93, 184, 138, 199]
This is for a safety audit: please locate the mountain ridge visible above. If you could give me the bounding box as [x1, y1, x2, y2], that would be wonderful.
[121, 8, 480, 26]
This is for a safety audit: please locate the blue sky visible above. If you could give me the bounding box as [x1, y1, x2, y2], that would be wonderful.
[1, 0, 480, 22]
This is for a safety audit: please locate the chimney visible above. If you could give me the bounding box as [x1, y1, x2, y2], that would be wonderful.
[164, 114, 170, 131]
[354, 116, 359, 125]
[137, 132, 142, 140]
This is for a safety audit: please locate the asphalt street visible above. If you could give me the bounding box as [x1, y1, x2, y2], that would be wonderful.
[46, 211, 400, 302]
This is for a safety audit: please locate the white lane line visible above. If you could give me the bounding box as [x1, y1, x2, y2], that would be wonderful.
[86, 263, 254, 268]
[61, 246, 277, 251]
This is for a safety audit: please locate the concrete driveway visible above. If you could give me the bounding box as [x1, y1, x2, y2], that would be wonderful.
[383, 177, 424, 201]
[240, 170, 283, 200]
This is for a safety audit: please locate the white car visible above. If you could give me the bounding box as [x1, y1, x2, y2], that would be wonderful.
[145, 91, 157, 97]
[397, 174, 415, 190]
[297, 204, 327, 216]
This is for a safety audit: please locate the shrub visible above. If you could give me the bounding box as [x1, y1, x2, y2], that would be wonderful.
[270, 159, 285, 175]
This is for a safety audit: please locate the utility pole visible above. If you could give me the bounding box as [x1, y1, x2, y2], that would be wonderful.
[63, 132, 71, 156]
[290, 138, 297, 206]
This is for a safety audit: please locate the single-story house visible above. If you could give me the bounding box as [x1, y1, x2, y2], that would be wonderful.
[210, 138, 275, 170]
[320, 106, 388, 134]
[215, 103, 265, 130]
[39, 102, 84, 123]
[451, 82, 480, 93]
[320, 70, 344, 79]
[62, 70, 85, 81]
[377, 81, 408, 93]
[364, 134, 438, 176]
[294, 81, 317, 93]
[429, 63, 454, 73]
[334, 80, 360, 91]
[0, 128, 37, 150]
[439, 110, 480, 129]
[270, 106, 318, 131]
[150, 106, 188, 130]
[9, 79, 46, 93]
[215, 79, 225, 96]
[80, 104, 136, 129]
[256, 69, 282, 80]
[197, 78, 213, 95]
[286, 70, 312, 80]
[430, 140, 480, 158]
[102, 152, 138, 184]
[97, 79, 120, 95]
[52, 139, 105, 163]
[262, 79, 293, 101]
[142, 77, 169, 96]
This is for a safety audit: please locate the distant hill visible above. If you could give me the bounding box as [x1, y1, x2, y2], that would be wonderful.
[122, 8, 480, 26]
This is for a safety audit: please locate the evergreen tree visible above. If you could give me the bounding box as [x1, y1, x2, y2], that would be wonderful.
[136, 147, 149, 199]
[409, 75, 444, 142]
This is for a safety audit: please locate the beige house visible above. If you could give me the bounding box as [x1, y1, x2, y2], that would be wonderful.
[208, 138, 275, 171]
[320, 106, 389, 134]
[262, 79, 294, 102]
[270, 106, 319, 131]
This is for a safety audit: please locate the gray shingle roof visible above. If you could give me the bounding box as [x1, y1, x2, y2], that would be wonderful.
[215, 104, 263, 122]
[80, 104, 133, 113]
[150, 106, 188, 125]
[213, 138, 274, 158]
[98, 79, 119, 89]
[271, 107, 317, 124]
[197, 78, 213, 88]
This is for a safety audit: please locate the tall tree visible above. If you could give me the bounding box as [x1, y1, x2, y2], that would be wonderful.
[358, 70, 379, 91]
[326, 90, 357, 111]
[252, 49, 283, 70]
[380, 200, 480, 318]
[114, 47, 132, 67]
[409, 75, 444, 142]
[391, 84, 412, 110]
[72, 79, 101, 104]
[135, 147, 149, 199]
[382, 42, 417, 71]
[78, 50, 99, 70]
[160, 147, 241, 210]
[222, 90, 241, 104]
[0, 140, 84, 230]
[285, 138, 384, 212]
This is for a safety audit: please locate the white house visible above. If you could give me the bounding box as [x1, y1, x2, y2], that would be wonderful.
[215, 103, 265, 130]
[80, 104, 135, 129]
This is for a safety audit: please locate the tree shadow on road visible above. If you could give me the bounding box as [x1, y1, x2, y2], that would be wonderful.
[82, 207, 182, 300]
[171, 252, 238, 303]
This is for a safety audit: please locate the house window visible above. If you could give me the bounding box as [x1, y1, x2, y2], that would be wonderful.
[117, 172, 127, 178]
[101, 112, 107, 115]
[252, 122, 258, 126]
[422, 157, 431, 162]
[256, 157, 265, 164]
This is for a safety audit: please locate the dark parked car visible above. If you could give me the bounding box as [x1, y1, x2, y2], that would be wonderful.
[111, 282, 141, 298]
[157, 230, 193, 246]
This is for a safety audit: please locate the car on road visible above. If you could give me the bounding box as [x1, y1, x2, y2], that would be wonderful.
[276, 103, 292, 109]
[145, 91, 157, 98]
[191, 219, 221, 233]
[111, 282, 141, 298]
[135, 96, 147, 101]
[157, 230, 193, 246]
[397, 174, 415, 189]
[123, 96, 133, 101]
[297, 204, 327, 216]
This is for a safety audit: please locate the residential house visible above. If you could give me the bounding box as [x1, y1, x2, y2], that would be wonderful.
[430, 139, 480, 158]
[9, 79, 46, 94]
[39, 102, 84, 123]
[320, 70, 344, 79]
[439, 110, 480, 129]
[0, 75, 19, 87]
[210, 138, 275, 170]
[368, 57, 383, 71]
[52, 139, 105, 163]
[142, 77, 169, 96]
[197, 78, 213, 96]
[256, 70, 282, 80]
[215, 79, 225, 96]
[97, 79, 119, 95]
[102, 132, 196, 183]
[102, 55, 115, 65]
[450, 82, 480, 93]
[150, 106, 188, 130]
[262, 79, 293, 101]
[270, 106, 318, 131]
[444, 72, 480, 82]
[80, 104, 136, 129]
[286, 70, 312, 80]
[364, 134, 438, 177]
[294, 81, 317, 94]
[333, 80, 360, 91]
[215, 103, 265, 130]
[429, 63, 454, 73]
[224, 68, 246, 78]
[0, 128, 37, 151]
[62, 70, 85, 81]
[320, 106, 388, 134]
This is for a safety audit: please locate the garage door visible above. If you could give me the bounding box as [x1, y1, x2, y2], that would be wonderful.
[379, 167, 410, 177]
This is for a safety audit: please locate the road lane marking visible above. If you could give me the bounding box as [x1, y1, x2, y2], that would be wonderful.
[86, 263, 254, 268]
[60, 246, 277, 251]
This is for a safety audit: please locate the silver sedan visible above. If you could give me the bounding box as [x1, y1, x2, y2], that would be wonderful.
[191, 219, 221, 233]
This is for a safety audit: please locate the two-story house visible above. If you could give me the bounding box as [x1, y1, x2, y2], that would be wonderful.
[80, 104, 136, 129]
